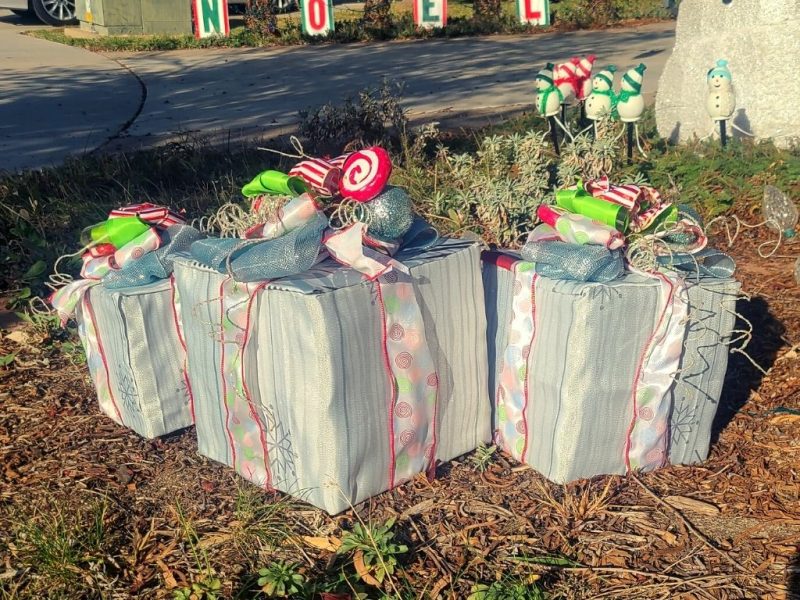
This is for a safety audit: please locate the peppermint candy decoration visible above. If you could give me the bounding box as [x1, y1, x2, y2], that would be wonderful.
[339, 146, 392, 203]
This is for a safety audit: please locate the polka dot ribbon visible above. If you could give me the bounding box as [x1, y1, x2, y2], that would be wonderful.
[495, 261, 538, 463]
[625, 270, 689, 472]
[376, 269, 439, 487]
[217, 278, 273, 490]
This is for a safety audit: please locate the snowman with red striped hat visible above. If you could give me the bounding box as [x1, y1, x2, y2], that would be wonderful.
[571, 54, 596, 102]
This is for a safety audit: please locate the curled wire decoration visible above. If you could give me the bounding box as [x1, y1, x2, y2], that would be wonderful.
[257, 135, 310, 160]
[201, 198, 290, 239]
[705, 214, 784, 258]
[328, 198, 368, 230]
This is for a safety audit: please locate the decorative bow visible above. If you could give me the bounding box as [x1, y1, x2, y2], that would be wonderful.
[50, 204, 187, 323]
[583, 177, 677, 234]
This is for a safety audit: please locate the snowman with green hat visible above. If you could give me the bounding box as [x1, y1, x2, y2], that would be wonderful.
[535, 62, 564, 118]
[706, 59, 735, 121]
[585, 65, 617, 120]
[616, 63, 647, 122]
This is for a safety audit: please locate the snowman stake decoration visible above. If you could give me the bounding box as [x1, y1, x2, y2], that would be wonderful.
[583, 65, 617, 140]
[554, 61, 579, 134]
[572, 54, 596, 128]
[706, 59, 736, 148]
[615, 63, 648, 163]
[535, 62, 571, 155]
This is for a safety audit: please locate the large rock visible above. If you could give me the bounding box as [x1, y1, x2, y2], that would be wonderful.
[656, 0, 800, 148]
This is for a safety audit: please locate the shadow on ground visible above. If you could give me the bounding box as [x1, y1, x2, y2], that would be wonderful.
[712, 296, 786, 443]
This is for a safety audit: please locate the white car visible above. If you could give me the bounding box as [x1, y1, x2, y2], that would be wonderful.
[1, 0, 76, 25]
[0, 0, 277, 27]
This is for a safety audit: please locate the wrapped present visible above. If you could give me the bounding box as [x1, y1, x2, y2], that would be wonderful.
[50, 205, 201, 438]
[482, 251, 739, 483]
[75, 277, 194, 438]
[173, 236, 490, 514]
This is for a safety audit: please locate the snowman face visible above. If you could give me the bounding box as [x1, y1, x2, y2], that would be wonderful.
[536, 77, 551, 90]
[593, 75, 610, 91]
[708, 74, 731, 89]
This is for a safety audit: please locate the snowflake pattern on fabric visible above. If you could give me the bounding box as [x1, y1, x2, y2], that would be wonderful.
[116, 365, 140, 415]
[261, 403, 300, 493]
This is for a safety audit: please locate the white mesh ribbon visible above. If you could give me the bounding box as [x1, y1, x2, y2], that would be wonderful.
[218, 278, 274, 489]
[625, 272, 689, 471]
[494, 261, 538, 462]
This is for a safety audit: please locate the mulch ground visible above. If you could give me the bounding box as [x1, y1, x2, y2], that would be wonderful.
[1, 220, 798, 600]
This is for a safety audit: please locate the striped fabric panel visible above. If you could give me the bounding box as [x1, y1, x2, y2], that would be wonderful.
[173, 262, 232, 464]
[83, 281, 193, 438]
[668, 278, 740, 465]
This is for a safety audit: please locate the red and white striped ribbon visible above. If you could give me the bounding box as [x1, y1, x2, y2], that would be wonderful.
[585, 176, 643, 210]
[109, 203, 186, 229]
[328, 153, 350, 168]
[288, 158, 342, 196]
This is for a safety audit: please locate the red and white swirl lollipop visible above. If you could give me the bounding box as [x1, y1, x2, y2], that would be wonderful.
[339, 146, 392, 203]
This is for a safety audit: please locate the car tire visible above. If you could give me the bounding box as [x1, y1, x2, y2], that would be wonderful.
[31, 0, 77, 26]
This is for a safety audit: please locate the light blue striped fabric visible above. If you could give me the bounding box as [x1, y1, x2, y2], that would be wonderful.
[174, 239, 491, 514]
[76, 279, 193, 438]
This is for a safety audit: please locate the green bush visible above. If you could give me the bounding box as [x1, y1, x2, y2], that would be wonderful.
[553, 0, 671, 27]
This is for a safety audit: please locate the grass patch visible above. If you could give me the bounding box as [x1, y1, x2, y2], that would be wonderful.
[27, 0, 673, 52]
[8, 496, 121, 598]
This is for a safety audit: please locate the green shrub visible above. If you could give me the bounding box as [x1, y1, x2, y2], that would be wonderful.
[244, 0, 278, 36]
[553, 0, 671, 27]
[297, 79, 408, 155]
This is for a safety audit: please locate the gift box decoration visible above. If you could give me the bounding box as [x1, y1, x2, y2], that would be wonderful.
[75, 277, 194, 438]
[50, 204, 200, 438]
[483, 251, 739, 483]
[173, 237, 491, 514]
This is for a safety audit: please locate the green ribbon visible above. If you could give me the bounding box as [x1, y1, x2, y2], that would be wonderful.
[86, 216, 150, 249]
[242, 170, 308, 198]
[555, 180, 629, 231]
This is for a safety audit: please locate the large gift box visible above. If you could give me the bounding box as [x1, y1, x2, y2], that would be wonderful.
[75, 277, 194, 438]
[483, 251, 740, 483]
[173, 238, 491, 514]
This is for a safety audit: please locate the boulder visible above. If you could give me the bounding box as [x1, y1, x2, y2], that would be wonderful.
[656, 0, 800, 148]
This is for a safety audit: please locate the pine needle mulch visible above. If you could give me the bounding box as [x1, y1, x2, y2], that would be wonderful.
[1, 223, 798, 599]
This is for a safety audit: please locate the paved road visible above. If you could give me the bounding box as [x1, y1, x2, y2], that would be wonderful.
[0, 10, 675, 171]
[0, 10, 142, 172]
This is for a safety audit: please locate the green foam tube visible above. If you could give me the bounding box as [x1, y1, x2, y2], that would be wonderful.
[556, 187, 630, 231]
[85, 216, 149, 249]
[242, 170, 308, 197]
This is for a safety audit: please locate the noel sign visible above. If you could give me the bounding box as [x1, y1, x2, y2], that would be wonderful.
[301, 0, 335, 36]
[192, 0, 230, 38]
[413, 0, 447, 28]
[517, 0, 549, 25]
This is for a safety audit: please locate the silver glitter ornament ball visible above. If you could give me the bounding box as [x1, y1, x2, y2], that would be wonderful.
[361, 186, 414, 241]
